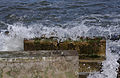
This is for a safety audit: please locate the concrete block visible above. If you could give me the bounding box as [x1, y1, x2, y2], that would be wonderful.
[24, 37, 106, 60]
[0, 51, 79, 78]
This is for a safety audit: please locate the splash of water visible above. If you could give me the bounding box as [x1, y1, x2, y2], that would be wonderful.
[88, 40, 119, 78]
[0, 18, 119, 77]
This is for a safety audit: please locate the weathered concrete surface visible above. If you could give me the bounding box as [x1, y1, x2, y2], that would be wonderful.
[79, 61, 101, 72]
[78, 60, 102, 78]
[0, 37, 106, 78]
[0, 51, 79, 78]
[0, 51, 105, 78]
[24, 37, 106, 60]
[23, 37, 106, 78]
[0, 50, 78, 58]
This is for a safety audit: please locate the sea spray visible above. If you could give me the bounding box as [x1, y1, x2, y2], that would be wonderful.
[0, 21, 119, 78]
[87, 40, 119, 78]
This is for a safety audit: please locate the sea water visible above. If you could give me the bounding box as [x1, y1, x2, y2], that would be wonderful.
[0, 0, 120, 78]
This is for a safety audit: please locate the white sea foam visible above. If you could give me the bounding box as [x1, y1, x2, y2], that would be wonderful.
[88, 40, 119, 78]
[0, 19, 119, 78]
[0, 22, 91, 51]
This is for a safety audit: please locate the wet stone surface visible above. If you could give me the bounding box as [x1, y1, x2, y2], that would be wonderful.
[24, 37, 106, 60]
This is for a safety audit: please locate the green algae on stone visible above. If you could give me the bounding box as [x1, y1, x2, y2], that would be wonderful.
[58, 40, 75, 50]
[34, 38, 58, 50]
[24, 37, 106, 59]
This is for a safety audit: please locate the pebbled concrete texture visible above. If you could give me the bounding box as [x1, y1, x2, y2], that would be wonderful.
[0, 56, 79, 78]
